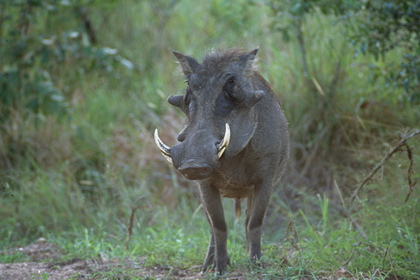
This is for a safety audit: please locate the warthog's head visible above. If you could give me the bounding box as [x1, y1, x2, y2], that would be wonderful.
[155, 48, 265, 180]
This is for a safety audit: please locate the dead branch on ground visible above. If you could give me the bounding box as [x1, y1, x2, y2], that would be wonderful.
[333, 180, 368, 240]
[125, 196, 149, 250]
[349, 130, 420, 208]
[332, 130, 419, 240]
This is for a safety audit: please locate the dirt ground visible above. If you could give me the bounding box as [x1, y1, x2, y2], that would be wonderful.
[1, 238, 357, 279]
[0, 260, 205, 280]
[0, 238, 249, 280]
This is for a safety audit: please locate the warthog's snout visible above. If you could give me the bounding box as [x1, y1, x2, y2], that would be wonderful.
[154, 123, 231, 180]
[177, 161, 213, 180]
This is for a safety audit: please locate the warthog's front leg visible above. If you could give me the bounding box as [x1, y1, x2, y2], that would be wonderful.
[245, 179, 273, 264]
[202, 228, 215, 271]
[199, 183, 230, 275]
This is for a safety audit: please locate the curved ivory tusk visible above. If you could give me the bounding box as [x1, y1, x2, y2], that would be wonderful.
[154, 129, 173, 163]
[217, 123, 231, 158]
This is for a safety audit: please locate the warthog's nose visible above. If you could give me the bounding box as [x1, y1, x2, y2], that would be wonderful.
[178, 161, 213, 180]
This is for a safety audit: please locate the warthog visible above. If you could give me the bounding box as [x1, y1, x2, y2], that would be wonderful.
[154, 48, 289, 275]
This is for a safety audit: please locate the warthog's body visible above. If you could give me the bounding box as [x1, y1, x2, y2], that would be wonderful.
[155, 48, 289, 275]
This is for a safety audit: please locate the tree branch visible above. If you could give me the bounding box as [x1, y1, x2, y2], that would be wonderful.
[78, 7, 97, 45]
[294, 17, 312, 92]
[349, 130, 420, 207]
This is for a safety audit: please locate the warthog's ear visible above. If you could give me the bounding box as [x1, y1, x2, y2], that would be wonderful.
[172, 50, 200, 75]
[167, 95, 183, 108]
[168, 95, 189, 115]
[244, 90, 265, 108]
[239, 48, 259, 75]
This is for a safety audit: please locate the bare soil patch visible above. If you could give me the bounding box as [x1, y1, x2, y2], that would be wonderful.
[0, 260, 208, 280]
[0, 239, 251, 279]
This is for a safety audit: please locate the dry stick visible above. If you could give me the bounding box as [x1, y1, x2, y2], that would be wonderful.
[285, 219, 300, 251]
[403, 143, 416, 203]
[342, 248, 356, 266]
[335, 130, 419, 240]
[299, 125, 329, 178]
[295, 16, 310, 86]
[125, 196, 147, 250]
[349, 130, 420, 208]
[380, 239, 399, 280]
[334, 180, 368, 240]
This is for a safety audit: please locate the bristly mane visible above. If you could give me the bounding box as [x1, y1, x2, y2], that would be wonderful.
[200, 48, 259, 74]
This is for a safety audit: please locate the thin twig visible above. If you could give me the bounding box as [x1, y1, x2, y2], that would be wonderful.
[299, 125, 329, 178]
[349, 130, 420, 207]
[0, 0, 6, 72]
[125, 196, 147, 250]
[78, 7, 97, 45]
[382, 240, 391, 271]
[342, 249, 356, 266]
[294, 16, 312, 92]
[334, 180, 368, 240]
[403, 143, 416, 203]
[285, 219, 300, 251]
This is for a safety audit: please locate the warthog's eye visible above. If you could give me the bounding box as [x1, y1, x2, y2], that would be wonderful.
[184, 84, 192, 105]
[224, 77, 236, 100]
[183, 84, 196, 117]
[215, 76, 239, 116]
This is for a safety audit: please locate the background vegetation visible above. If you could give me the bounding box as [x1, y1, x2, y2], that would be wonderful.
[0, 0, 419, 279]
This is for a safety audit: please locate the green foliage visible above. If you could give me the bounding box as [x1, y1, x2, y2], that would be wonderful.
[0, 0, 132, 121]
[353, 0, 419, 58]
[283, 196, 420, 279]
[0, 250, 28, 263]
[267, 0, 359, 41]
[132, 227, 204, 267]
[267, 0, 419, 103]
[352, 0, 420, 102]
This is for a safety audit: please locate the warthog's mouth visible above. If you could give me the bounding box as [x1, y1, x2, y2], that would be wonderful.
[154, 123, 231, 164]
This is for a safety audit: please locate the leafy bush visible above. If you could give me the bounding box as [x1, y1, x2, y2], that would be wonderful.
[268, 0, 419, 103]
[0, 0, 132, 121]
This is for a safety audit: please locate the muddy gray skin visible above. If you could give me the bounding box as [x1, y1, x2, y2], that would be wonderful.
[155, 48, 289, 275]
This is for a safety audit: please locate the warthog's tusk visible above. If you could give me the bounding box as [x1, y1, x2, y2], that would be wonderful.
[217, 123, 230, 158]
[154, 129, 173, 163]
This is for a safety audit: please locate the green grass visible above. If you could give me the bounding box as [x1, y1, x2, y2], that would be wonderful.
[1, 193, 418, 278]
[1, 0, 419, 279]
